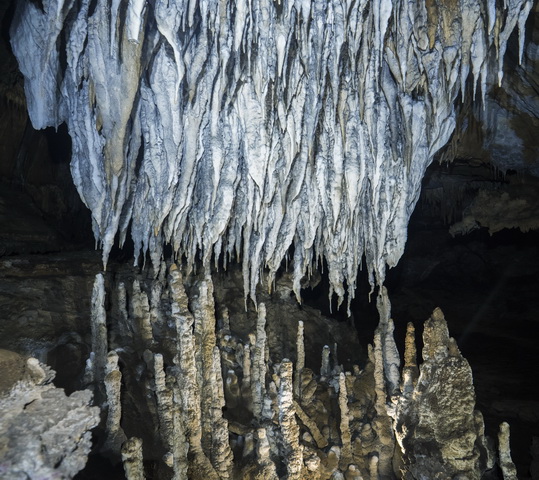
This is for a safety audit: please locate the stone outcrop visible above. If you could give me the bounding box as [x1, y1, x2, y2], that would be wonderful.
[0, 350, 99, 479]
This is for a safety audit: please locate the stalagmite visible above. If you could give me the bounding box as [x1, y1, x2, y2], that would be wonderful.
[278, 360, 303, 480]
[293, 400, 328, 449]
[294, 320, 305, 398]
[338, 372, 353, 469]
[498, 422, 518, 480]
[252, 303, 268, 420]
[121, 437, 145, 480]
[210, 346, 233, 479]
[0, 353, 100, 480]
[395, 308, 484, 479]
[255, 427, 279, 479]
[90, 273, 107, 388]
[376, 288, 400, 398]
[171, 379, 189, 480]
[153, 353, 174, 456]
[131, 280, 153, 349]
[103, 350, 126, 454]
[191, 275, 219, 455]
[369, 334, 395, 479]
[368, 454, 379, 480]
[321, 345, 331, 379]
[168, 265, 218, 479]
[401, 322, 419, 394]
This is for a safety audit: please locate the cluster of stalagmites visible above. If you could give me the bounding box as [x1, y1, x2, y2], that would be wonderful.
[10, 0, 532, 310]
[73, 264, 519, 480]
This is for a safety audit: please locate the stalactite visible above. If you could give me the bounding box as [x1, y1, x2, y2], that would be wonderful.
[10, 0, 532, 307]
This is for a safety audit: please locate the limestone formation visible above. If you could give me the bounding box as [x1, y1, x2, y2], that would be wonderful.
[90, 272, 107, 388]
[0, 352, 99, 480]
[278, 360, 303, 480]
[9, 0, 531, 310]
[395, 308, 484, 479]
[498, 422, 518, 480]
[103, 350, 126, 455]
[121, 437, 145, 480]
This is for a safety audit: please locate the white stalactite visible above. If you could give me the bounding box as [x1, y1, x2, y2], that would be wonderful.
[10, 0, 531, 306]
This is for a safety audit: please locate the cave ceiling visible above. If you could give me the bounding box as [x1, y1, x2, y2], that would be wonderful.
[4, 0, 538, 312]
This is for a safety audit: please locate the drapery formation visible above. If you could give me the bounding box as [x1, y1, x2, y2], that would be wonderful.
[10, 0, 532, 307]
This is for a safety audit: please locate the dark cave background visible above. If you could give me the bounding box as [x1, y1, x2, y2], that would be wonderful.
[1, 1, 539, 478]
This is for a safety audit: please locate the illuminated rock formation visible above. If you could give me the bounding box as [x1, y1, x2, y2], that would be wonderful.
[9, 0, 532, 310]
[0, 350, 99, 479]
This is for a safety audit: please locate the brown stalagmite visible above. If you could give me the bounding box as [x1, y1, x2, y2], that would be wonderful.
[401, 322, 418, 394]
[293, 400, 328, 449]
[168, 264, 218, 480]
[338, 372, 353, 469]
[376, 287, 401, 398]
[498, 422, 518, 480]
[191, 275, 218, 455]
[103, 350, 126, 454]
[395, 308, 484, 479]
[321, 345, 331, 378]
[252, 303, 268, 420]
[294, 320, 305, 398]
[255, 427, 279, 479]
[121, 437, 145, 480]
[210, 346, 233, 479]
[370, 334, 396, 479]
[131, 279, 153, 349]
[278, 360, 303, 480]
[153, 353, 173, 454]
[171, 378, 189, 479]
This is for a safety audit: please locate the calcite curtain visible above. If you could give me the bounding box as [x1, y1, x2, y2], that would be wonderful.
[10, 0, 532, 308]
